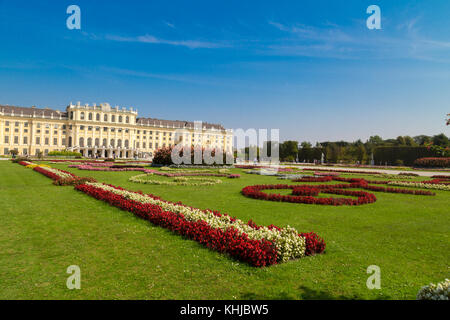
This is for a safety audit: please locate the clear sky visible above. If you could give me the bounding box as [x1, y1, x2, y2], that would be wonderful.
[0, 0, 449, 143]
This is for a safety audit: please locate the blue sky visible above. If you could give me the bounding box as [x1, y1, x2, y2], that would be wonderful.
[0, 0, 449, 143]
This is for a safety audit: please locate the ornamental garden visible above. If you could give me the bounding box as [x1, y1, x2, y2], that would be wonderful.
[0, 157, 449, 299]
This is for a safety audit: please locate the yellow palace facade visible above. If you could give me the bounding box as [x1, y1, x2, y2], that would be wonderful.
[0, 102, 233, 158]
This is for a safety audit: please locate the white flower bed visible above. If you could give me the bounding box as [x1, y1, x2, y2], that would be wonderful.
[86, 182, 306, 262]
[129, 174, 223, 186]
[388, 181, 450, 191]
[417, 279, 450, 300]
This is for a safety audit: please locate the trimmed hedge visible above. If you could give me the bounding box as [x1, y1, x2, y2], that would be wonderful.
[414, 157, 450, 168]
[373, 146, 437, 166]
[48, 150, 83, 157]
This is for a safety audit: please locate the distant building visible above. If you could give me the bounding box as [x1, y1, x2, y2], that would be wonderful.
[0, 102, 233, 158]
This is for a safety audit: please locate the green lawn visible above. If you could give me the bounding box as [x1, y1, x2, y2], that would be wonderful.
[0, 161, 448, 300]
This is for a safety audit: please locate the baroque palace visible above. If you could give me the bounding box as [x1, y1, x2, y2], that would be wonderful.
[0, 102, 233, 158]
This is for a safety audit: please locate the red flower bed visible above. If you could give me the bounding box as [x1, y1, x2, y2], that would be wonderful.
[422, 176, 450, 185]
[241, 175, 436, 205]
[303, 168, 382, 175]
[241, 184, 377, 206]
[75, 183, 279, 267]
[292, 176, 333, 183]
[414, 157, 450, 168]
[33, 166, 77, 181]
[300, 232, 326, 256]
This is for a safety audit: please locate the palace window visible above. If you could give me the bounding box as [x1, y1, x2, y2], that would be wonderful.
[80, 125, 85, 130]
[62, 138, 66, 145]
[125, 140, 129, 148]
[117, 139, 122, 147]
[45, 138, 49, 145]
[23, 137, 28, 144]
[5, 128, 9, 132]
[15, 122, 19, 127]
[24, 123, 28, 127]
[136, 142, 140, 148]
[104, 114, 108, 122]
[5, 121, 9, 126]
[79, 138, 84, 147]
[103, 127, 108, 132]
[111, 115, 115, 122]
[96, 114, 100, 121]
[126, 116, 129, 124]
[119, 116, 123, 123]
[95, 138, 100, 147]
[4, 136, 9, 144]
[110, 139, 115, 147]
[35, 137, 40, 145]
[53, 138, 58, 145]
[87, 138, 92, 147]
[4, 148, 9, 155]
[88, 113, 93, 120]
[103, 139, 107, 147]
[80, 112, 85, 120]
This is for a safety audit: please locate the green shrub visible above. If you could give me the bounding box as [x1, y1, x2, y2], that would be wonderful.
[48, 150, 83, 157]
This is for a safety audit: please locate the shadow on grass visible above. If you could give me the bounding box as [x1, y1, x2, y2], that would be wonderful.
[242, 286, 391, 300]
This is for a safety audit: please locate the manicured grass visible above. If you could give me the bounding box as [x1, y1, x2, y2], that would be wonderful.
[0, 161, 449, 300]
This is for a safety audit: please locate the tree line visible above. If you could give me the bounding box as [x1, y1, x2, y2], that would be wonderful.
[237, 133, 450, 165]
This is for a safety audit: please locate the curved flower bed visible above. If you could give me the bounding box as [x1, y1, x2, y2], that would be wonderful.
[70, 165, 240, 179]
[129, 174, 223, 186]
[242, 184, 377, 206]
[75, 182, 326, 266]
[242, 176, 435, 206]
